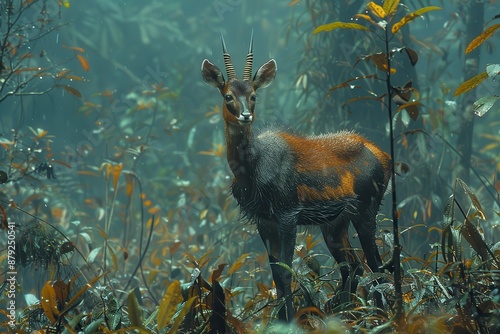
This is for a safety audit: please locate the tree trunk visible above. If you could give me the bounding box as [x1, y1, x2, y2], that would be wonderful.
[457, 1, 484, 183]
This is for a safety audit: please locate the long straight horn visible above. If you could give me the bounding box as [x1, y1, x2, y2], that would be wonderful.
[220, 32, 236, 80]
[243, 30, 253, 81]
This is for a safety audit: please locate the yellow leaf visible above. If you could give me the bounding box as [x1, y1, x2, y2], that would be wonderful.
[383, 0, 400, 17]
[313, 22, 368, 34]
[392, 6, 442, 34]
[103, 162, 112, 181]
[168, 297, 196, 334]
[106, 243, 119, 270]
[453, 71, 488, 96]
[228, 253, 250, 275]
[367, 2, 386, 19]
[127, 291, 143, 327]
[466, 23, 500, 54]
[157, 280, 183, 330]
[353, 13, 378, 26]
[480, 142, 499, 153]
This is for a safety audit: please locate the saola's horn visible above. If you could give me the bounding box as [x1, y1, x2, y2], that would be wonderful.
[220, 32, 236, 80]
[243, 30, 253, 81]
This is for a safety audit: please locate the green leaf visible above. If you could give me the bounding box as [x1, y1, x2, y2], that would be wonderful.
[466, 23, 500, 54]
[313, 22, 368, 34]
[442, 195, 460, 263]
[157, 280, 183, 331]
[456, 179, 486, 221]
[486, 64, 500, 79]
[392, 6, 442, 34]
[453, 71, 488, 96]
[462, 219, 489, 263]
[473, 95, 500, 117]
[342, 95, 382, 108]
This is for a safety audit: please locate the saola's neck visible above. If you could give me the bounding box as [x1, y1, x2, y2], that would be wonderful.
[224, 124, 255, 177]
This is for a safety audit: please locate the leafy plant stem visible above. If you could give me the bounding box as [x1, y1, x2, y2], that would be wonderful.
[385, 27, 404, 325]
[123, 176, 158, 305]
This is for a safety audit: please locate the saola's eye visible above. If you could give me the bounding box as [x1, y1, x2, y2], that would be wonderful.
[249, 94, 256, 102]
[224, 94, 233, 102]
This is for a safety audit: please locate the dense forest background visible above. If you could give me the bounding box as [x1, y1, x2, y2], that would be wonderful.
[1, 0, 499, 333]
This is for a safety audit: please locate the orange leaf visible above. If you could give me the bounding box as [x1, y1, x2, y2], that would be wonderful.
[63, 45, 85, 53]
[228, 253, 250, 275]
[353, 13, 378, 26]
[112, 163, 122, 190]
[148, 207, 160, 215]
[0, 203, 7, 228]
[76, 54, 90, 71]
[56, 69, 71, 79]
[14, 67, 45, 74]
[105, 162, 112, 181]
[52, 280, 69, 309]
[125, 173, 134, 198]
[51, 160, 72, 169]
[41, 281, 59, 324]
[58, 84, 82, 98]
[64, 272, 108, 311]
[77, 170, 100, 177]
[170, 241, 182, 256]
[51, 207, 65, 219]
[65, 75, 85, 81]
[19, 52, 34, 60]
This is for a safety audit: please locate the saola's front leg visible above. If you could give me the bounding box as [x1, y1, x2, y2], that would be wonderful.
[257, 216, 297, 322]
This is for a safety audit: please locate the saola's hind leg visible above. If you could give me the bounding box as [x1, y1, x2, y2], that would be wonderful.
[320, 216, 363, 303]
[351, 204, 384, 307]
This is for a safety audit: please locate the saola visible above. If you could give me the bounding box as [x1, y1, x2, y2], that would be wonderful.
[201, 33, 391, 322]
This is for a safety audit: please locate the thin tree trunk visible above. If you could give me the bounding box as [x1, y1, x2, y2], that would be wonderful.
[457, 1, 484, 183]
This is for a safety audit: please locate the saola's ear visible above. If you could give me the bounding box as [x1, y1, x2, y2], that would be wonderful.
[253, 59, 276, 91]
[201, 59, 225, 91]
